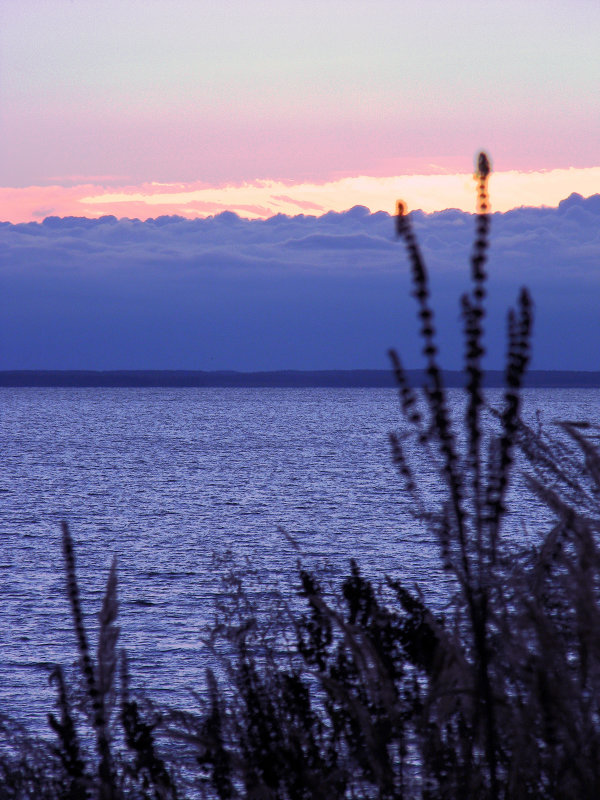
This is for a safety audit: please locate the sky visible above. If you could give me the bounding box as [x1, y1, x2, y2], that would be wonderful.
[0, 1, 599, 371]
[1, 0, 599, 221]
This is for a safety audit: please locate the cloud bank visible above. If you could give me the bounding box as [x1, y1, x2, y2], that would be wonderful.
[0, 194, 598, 371]
[2, 168, 600, 223]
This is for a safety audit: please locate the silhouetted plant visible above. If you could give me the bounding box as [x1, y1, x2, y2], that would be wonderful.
[119, 651, 177, 800]
[185, 154, 600, 799]
[47, 664, 90, 799]
[61, 521, 116, 800]
[0, 525, 179, 799]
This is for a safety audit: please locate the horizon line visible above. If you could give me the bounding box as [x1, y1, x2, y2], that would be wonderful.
[2, 369, 599, 389]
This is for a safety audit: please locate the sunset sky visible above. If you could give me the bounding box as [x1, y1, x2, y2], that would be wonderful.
[1, 0, 599, 221]
[1, 1, 599, 372]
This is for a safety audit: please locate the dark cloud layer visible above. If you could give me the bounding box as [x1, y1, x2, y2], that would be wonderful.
[1, 195, 598, 370]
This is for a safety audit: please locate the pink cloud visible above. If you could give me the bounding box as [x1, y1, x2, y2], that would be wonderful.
[271, 195, 325, 211]
[2, 168, 600, 224]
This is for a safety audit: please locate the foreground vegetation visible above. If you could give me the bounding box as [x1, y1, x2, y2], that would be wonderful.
[2, 154, 600, 799]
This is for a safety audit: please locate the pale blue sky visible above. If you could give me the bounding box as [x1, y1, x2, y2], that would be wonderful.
[2, 0, 598, 191]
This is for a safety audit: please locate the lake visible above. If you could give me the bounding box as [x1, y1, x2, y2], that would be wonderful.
[1, 386, 599, 731]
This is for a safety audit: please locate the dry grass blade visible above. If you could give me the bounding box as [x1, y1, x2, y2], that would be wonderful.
[61, 522, 116, 800]
[96, 557, 120, 716]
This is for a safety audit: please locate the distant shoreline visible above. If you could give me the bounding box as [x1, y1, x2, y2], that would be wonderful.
[1, 370, 599, 388]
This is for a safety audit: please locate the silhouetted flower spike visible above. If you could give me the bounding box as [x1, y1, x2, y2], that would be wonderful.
[48, 665, 89, 795]
[97, 557, 119, 713]
[485, 289, 533, 559]
[465, 153, 492, 539]
[388, 348, 422, 427]
[395, 200, 408, 237]
[395, 199, 471, 593]
[472, 154, 491, 279]
[478, 151, 491, 178]
[61, 522, 98, 712]
[389, 432, 417, 496]
[61, 521, 116, 800]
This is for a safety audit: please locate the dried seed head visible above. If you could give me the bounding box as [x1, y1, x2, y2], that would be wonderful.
[478, 151, 491, 178]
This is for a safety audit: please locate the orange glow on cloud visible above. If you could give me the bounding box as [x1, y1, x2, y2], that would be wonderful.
[1, 168, 599, 223]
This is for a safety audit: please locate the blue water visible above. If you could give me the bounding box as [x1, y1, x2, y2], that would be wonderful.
[1, 386, 599, 731]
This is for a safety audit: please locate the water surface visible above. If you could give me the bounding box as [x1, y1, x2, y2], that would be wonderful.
[1, 386, 598, 729]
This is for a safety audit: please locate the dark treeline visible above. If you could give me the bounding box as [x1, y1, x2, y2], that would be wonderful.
[1, 369, 600, 388]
